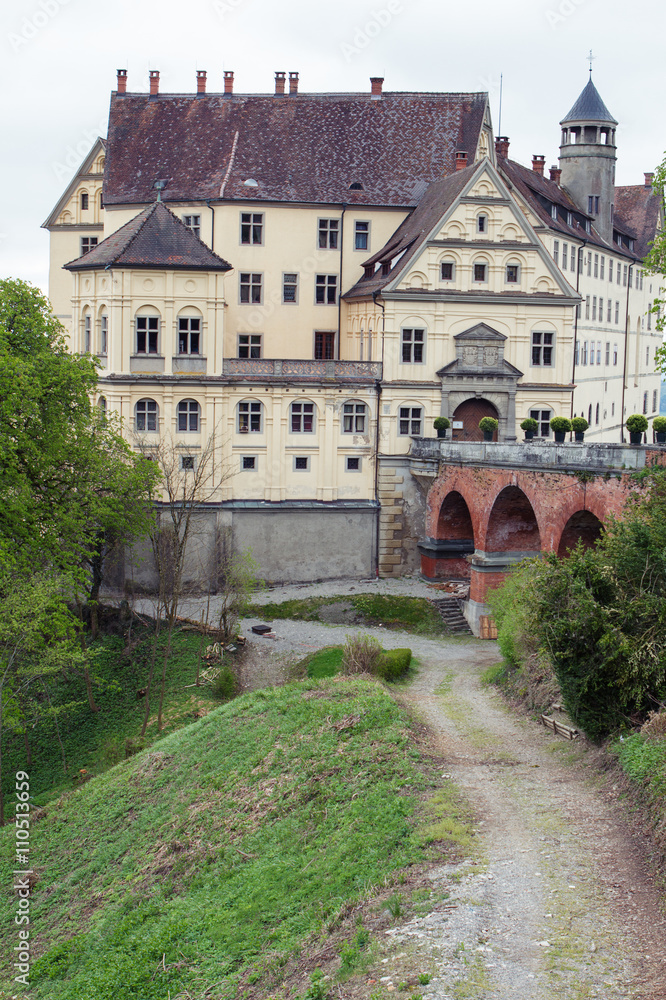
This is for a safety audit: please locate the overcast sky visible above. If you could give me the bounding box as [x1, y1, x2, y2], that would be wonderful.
[1, 0, 664, 294]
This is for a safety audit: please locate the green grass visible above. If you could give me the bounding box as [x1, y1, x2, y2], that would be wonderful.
[1, 623, 218, 808]
[246, 593, 447, 637]
[0, 676, 435, 999]
[614, 733, 666, 798]
[297, 645, 345, 679]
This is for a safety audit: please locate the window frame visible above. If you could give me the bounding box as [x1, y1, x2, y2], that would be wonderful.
[293, 455, 310, 472]
[282, 272, 298, 304]
[505, 263, 520, 284]
[135, 315, 160, 355]
[239, 272, 263, 304]
[440, 260, 455, 282]
[100, 314, 108, 355]
[241, 455, 256, 471]
[318, 218, 340, 250]
[342, 401, 367, 434]
[237, 400, 262, 433]
[398, 406, 422, 436]
[314, 274, 338, 305]
[290, 400, 315, 433]
[354, 220, 370, 251]
[183, 214, 201, 238]
[473, 261, 488, 283]
[177, 399, 200, 433]
[80, 236, 98, 255]
[477, 214, 487, 234]
[531, 330, 554, 367]
[240, 212, 264, 246]
[135, 398, 159, 433]
[401, 327, 425, 364]
[178, 316, 201, 355]
[80, 192, 89, 211]
[345, 456, 361, 472]
[314, 331, 336, 360]
[238, 333, 262, 359]
[529, 408, 552, 438]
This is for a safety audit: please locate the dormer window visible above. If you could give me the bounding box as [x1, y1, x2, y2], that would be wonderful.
[585, 220, 591, 234]
[567, 211, 573, 226]
[551, 204, 558, 221]
[477, 214, 487, 234]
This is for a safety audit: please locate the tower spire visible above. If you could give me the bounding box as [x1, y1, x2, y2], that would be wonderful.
[588, 49, 595, 77]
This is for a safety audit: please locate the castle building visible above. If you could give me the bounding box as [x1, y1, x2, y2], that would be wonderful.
[43, 71, 664, 585]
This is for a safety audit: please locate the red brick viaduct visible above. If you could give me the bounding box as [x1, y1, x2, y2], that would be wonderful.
[408, 440, 666, 634]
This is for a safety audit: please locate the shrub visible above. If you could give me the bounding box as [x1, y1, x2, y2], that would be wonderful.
[479, 416, 498, 432]
[626, 413, 648, 433]
[549, 416, 572, 433]
[211, 662, 239, 701]
[571, 417, 589, 432]
[342, 633, 382, 674]
[520, 417, 538, 431]
[641, 710, 666, 743]
[652, 415, 666, 433]
[433, 416, 450, 430]
[375, 648, 412, 681]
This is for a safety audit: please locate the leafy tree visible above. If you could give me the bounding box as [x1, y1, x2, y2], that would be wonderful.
[642, 155, 666, 364]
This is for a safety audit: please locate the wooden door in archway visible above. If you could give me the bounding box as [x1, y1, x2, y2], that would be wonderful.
[452, 399, 499, 441]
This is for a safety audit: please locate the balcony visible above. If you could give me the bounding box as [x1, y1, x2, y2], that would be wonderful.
[222, 358, 382, 381]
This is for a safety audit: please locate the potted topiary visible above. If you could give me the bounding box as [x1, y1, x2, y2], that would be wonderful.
[626, 413, 648, 444]
[479, 416, 499, 442]
[550, 416, 572, 443]
[433, 416, 451, 439]
[520, 417, 538, 441]
[653, 415, 666, 444]
[571, 416, 589, 442]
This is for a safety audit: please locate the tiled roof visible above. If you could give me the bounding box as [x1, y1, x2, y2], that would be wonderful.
[345, 165, 477, 298]
[64, 201, 232, 271]
[560, 79, 617, 125]
[614, 184, 662, 259]
[103, 91, 488, 207]
[499, 157, 598, 239]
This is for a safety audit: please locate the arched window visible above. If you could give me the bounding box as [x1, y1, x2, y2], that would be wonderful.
[83, 309, 91, 353]
[178, 313, 202, 355]
[595, 403, 600, 425]
[343, 401, 367, 433]
[135, 309, 160, 355]
[588, 404, 592, 426]
[238, 400, 262, 432]
[135, 399, 159, 432]
[98, 396, 107, 423]
[178, 399, 200, 432]
[290, 400, 315, 433]
[100, 312, 108, 355]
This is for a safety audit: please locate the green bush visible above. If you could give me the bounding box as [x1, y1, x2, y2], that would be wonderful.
[342, 633, 383, 674]
[549, 416, 572, 433]
[626, 413, 648, 432]
[652, 415, 666, 433]
[520, 417, 538, 431]
[211, 662, 238, 701]
[571, 417, 589, 432]
[479, 416, 498, 433]
[433, 416, 450, 430]
[374, 648, 412, 681]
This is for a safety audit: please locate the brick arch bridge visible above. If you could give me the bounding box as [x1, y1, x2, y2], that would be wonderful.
[409, 440, 666, 635]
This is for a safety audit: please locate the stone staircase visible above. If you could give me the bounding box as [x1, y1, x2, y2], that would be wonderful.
[430, 595, 473, 635]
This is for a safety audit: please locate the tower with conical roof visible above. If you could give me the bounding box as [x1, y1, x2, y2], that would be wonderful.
[558, 76, 617, 243]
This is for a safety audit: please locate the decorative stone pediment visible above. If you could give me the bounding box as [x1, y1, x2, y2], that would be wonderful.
[437, 323, 523, 378]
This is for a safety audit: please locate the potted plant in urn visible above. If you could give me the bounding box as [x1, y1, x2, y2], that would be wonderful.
[479, 416, 499, 442]
[549, 416, 572, 443]
[653, 415, 666, 443]
[626, 413, 648, 444]
[520, 417, 538, 441]
[571, 416, 589, 442]
[433, 416, 451, 439]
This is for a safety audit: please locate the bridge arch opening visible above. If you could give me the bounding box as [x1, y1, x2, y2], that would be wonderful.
[557, 510, 603, 558]
[437, 490, 475, 545]
[485, 485, 541, 554]
[452, 398, 499, 442]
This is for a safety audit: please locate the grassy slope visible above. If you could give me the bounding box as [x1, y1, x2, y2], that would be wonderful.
[247, 593, 447, 638]
[0, 676, 440, 999]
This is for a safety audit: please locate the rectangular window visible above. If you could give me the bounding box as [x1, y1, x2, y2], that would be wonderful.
[612, 401, 615, 416]
[238, 400, 262, 432]
[240, 272, 262, 304]
[294, 456, 310, 471]
[600, 256, 605, 279]
[609, 259, 613, 282]
[615, 301, 620, 324]
[605, 342, 610, 365]
[346, 456, 361, 472]
[183, 214, 201, 238]
[623, 264, 628, 286]
[280, 272, 298, 303]
[398, 406, 422, 436]
[599, 297, 603, 322]
[589, 340, 595, 365]
[532, 330, 554, 366]
[562, 242, 568, 266]
[581, 341, 588, 365]
[343, 402, 366, 433]
[505, 264, 519, 283]
[315, 274, 337, 304]
[647, 304, 652, 331]
[136, 316, 159, 354]
[401, 328, 425, 364]
[477, 215, 487, 233]
[100, 315, 108, 354]
[617, 262, 621, 285]
[640, 272, 644, 290]
[354, 221, 369, 251]
[178, 317, 201, 354]
[318, 218, 339, 249]
[587, 252, 592, 276]
[238, 334, 261, 359]
[314, 331, 335, 360]
[585, 295, 590, 319]
[440, 261, 454, 281]
[551, 204, 558, 221]
[570, 245, 576, 271]
[576, 302, 581, 319]
[592, 296, 597, 321]
[181, 456, 195, 471]
[553, 240, 559, 265]
[643, 392, 648, 415]
[575, 340, 580, 365]
[84, 314, 91, 353]
[567, 211, 573, 226]
[473, 263, 487, 282]
[291, 402, 314, 433]
[588, 195, 594, 214]
[653, 389, 658, 412]
[607, 300, 612, 323]
[613, 344, 618, 365]
[646, 345, 650, 366]
[629, 269, 633, 288]
[81, 192, 89, 210]
[597, 342, 602, 365]
[242, 456, 256, 471]
[240, 212, 263, 245]
[81, 236, 98, 255]
[594, 254, 599, 278]
[530, 409, 552, 438]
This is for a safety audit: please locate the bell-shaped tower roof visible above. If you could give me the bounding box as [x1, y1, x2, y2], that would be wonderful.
[560, 78, 617, 126]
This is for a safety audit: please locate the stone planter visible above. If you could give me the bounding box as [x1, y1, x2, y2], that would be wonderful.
[656, 432, 666, 444]
[554, 430, 566, 443]
[574, 431, 585, 442]
[483, 430, 494, 442]
[523, 430, 534, 441]
[629, 431, 643, 444]
[436, 428, 447, 439]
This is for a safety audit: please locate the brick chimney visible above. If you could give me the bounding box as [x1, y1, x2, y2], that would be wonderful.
[549, 165, 562, 184]
[196, 70, 207, 95]
[645, 172, 654, 187]
[116, 69, 127, 94]
[289, 71, 299, 94]
[224, 71, 234, 95]
[495, 136, 509, 159]
[532, 154, 545, 176]
[149, 70, 160, 97]
[455, 151, 468, 171]
[275, 71, 286, 95]
[370, 76, 384, 100]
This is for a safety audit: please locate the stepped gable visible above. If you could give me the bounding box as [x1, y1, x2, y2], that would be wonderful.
[103, 90, 488, 207]
[614, 184, 662, 259]
[344, 163, 476, 298]
[560, 78, 618, 125]
[64, 201, 232, 271]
